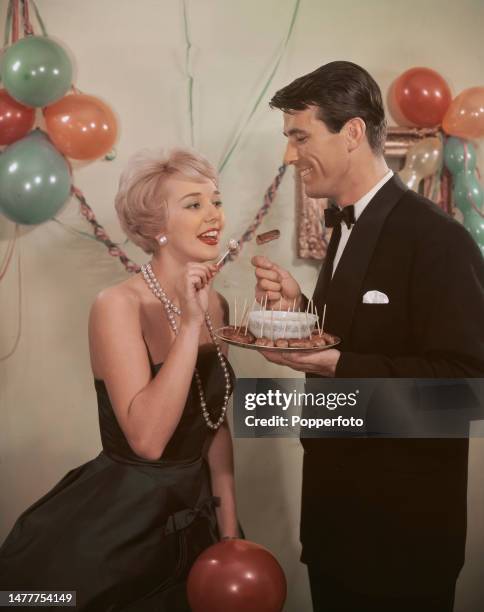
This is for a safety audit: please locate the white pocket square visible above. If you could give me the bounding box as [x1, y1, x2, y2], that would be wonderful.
[362, 290, 389, 304]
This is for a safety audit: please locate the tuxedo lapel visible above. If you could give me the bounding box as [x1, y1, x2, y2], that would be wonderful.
[318, 176, 408, 345]
[312, 220, 341, 311]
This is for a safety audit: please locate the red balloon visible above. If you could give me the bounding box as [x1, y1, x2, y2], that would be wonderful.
[187, 539, 286, 612]
[392, 67, 452, 127]
[387, 81, 416, 127]
[43, 93, 118, 160]
[0, 89, 36, 145]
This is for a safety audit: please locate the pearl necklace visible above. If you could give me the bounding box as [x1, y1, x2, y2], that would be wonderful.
[141, 263, 231, 430]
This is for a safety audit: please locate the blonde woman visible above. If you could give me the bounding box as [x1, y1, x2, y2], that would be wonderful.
[0, 149, 239, 611]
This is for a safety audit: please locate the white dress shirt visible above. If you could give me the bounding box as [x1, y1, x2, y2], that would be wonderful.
[332, 170, 394, 277]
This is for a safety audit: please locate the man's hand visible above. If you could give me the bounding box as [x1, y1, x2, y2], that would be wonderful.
[251, 255, 302, 310]
[260, 348, 341, 377]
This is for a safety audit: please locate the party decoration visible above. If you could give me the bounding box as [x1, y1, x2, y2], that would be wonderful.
[187, 539, 286, 612]
[444, 137, 484, 254]
[44, 94, 118, 160]
[217, 0, 301, 172]
[0, 89, 36, 145]
[0, 36, 72, 107]
[71, 187, 140, 273]
[398, 137, 443, 191]
[443, 87, 484, 140]
[0, 129, 71, 225]
[69, 164, 286, 274]
[387, 81, 416, 127]
[229, 164, 287, 262]
[391, 67, 452, 127]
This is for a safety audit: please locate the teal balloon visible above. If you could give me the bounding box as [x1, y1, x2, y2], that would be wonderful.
[444, 136, 484, 254]
[0, 129, 71, 225]
[461, 205, 484, 256]
[0, 36, 72, 107]
[454, 172, 484, 215]
[443, 136, 476, 175]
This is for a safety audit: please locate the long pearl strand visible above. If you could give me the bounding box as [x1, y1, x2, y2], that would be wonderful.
[141, 263, 231, 430]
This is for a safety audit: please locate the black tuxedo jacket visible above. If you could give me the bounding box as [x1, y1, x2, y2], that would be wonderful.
[300, 175, 484, 596]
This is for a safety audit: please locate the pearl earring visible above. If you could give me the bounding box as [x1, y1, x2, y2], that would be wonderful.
[158, 235, 168, 246]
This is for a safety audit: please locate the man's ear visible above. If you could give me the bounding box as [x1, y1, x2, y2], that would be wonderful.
[342, 117, 366, 152]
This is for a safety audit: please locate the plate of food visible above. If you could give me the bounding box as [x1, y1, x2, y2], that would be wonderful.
[215, 309, 340, 352]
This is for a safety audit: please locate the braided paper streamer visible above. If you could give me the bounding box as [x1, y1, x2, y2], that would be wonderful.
[3, 0, 13, 48]
[20, 0, 34, 36]
[70, 165, 286, 273]
[220, 164, 287, 266]
[12, 0, 19, 43]
[72, 186, 141, 274]
[3, 0, 47, 46]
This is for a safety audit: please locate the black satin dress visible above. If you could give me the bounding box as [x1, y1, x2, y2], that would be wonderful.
[0, 344, 235, 611]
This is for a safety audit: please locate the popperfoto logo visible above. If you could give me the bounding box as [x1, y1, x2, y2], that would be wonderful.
[235, 381, 367, 437]
[243, 389, 364, 431]
[233, 379, 484, 438]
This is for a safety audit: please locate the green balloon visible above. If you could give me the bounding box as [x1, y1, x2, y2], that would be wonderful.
[0, 129, 71, 225]
[444, 136, 476, 175]
[454, 172, 484, 215]
[444, 137, 484, 254]
[464, 210, 484, 256]
[0, 36, 72, 107]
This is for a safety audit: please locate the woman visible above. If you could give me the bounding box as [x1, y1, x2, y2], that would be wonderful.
[0, 149, 239, 611]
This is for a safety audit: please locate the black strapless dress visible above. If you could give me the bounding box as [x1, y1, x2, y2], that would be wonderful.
[0, 344, 235, 611]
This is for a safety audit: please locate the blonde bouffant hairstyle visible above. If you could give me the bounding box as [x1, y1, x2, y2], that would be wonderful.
[115, 148, 218, 254]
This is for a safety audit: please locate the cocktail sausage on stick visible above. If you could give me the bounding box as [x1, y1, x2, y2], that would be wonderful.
[256, 229, 280, 245]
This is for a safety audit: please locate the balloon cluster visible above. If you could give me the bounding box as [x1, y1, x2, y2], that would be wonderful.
[0, 35, 118, 225]
[390, 66, 484, 253]
[389, 66, 484, 139]
[444, 138, 484, 254]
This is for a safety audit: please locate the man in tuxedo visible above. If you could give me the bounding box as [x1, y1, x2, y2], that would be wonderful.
[252, 61, 484, 611]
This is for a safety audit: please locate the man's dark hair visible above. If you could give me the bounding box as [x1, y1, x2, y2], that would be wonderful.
[270, 61, 387, 155]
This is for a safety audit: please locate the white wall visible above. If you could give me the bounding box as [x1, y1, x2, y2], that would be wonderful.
[1, 1, 483, 610]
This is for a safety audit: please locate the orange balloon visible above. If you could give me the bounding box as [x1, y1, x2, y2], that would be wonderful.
[44, 93, 118, 160]
[443, 87, 484, 140]
[393, 67, 452, 127]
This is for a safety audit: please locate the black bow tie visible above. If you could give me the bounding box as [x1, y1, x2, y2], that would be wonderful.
[324, 205, 356, 229]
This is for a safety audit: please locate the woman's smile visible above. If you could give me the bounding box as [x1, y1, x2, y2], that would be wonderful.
[197, 228, 220, 246]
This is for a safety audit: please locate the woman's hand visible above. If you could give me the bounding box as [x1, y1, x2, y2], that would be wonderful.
[176, 262, 218, 327]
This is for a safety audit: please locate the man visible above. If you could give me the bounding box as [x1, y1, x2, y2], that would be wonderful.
[252, 61, 484, 611]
